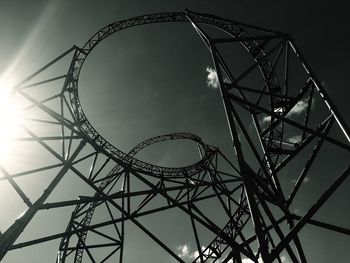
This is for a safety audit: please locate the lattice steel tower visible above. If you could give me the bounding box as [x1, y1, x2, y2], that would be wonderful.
[0, 10, 349, 263]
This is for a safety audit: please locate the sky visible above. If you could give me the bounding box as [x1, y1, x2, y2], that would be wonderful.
[0, 0, 349, 262]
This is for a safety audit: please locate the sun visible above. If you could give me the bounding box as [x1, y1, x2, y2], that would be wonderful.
[0, 78, 21, 160]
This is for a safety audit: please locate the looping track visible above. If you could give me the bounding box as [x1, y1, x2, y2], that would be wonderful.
[0, 9, 349, 263]
[68, 11, 282, 177]
[69, 132, 213, 263]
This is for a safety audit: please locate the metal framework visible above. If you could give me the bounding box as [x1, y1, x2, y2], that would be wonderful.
[0, 10, 349, 262]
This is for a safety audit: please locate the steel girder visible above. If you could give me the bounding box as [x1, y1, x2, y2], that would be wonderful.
[0, 10, 348, 263]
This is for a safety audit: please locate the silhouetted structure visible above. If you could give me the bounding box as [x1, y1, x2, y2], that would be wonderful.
[0, 10, 349, 263]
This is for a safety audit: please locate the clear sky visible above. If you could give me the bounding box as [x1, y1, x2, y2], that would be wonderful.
[0, 1, 349, 262]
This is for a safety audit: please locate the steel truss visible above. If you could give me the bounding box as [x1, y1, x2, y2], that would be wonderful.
[0, 10, 349, 263]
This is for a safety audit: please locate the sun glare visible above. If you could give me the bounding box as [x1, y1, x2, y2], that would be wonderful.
[0, 78, 21, 160]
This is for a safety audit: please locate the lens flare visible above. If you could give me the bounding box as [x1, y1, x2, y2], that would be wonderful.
[0, 78, 21, 160]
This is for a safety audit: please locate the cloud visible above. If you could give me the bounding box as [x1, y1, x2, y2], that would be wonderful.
[293, 207, 304, 214]
[176, 244, 200, 260]
[261, 115, 271, 125]
[176, 244, 213, 262]
[287, 134, 302, 144]
[177, 244, 190, 258]
[281, 256, 289, 262]
[191, 250, 200, 259]
[291, 176, 309, 187]
[241, 257, 263, 263]
[206, 66, 219, 89]
[260, 98, 310, 126]
[287, 99, 308, 116]
[177, 244, 289, 263]
[260, 98, 313, 146]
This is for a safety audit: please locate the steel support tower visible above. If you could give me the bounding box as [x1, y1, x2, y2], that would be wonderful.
[0, 10, 349, 262]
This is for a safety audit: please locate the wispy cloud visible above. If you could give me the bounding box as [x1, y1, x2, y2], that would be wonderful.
[176, 244, 199, 260]
[176, 244, 212, 262]
[240, 257, 263, 263]
[287, 99, 308, 117]
[287, 135, 302, 144]
[176, 244, 190, 258]
[261, 115, 271, 125]
[177, 243, 289, 263]
[206, 66, 219, 89]
[260, 98, 310, 126]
